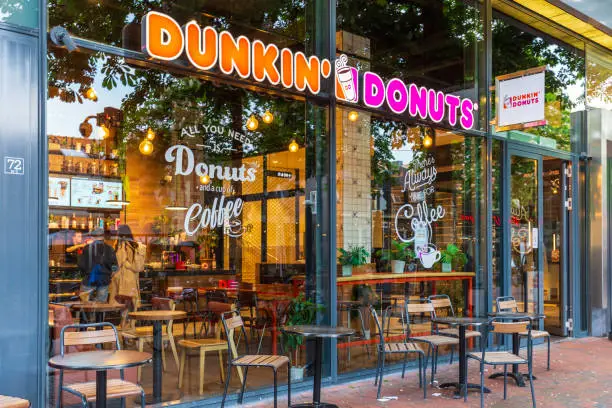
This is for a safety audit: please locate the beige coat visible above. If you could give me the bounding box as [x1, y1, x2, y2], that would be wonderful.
[109, 241, 145, 307]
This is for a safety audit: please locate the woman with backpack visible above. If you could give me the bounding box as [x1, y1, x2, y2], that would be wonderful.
[109, 225, 146, 308]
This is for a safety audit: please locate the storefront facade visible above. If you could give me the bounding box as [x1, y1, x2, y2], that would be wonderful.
[0, 0, 610, 406]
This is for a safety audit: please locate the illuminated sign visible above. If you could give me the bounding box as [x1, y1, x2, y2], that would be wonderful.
[495, 67, 546, 130]
[141, 12, 477, 130]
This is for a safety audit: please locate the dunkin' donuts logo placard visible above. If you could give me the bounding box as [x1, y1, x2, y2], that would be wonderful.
[141, 11, 477, 130]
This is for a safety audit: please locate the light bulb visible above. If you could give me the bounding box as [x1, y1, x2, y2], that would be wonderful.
[85, 87, 98, 101]
[200, 174, 211, 185]
[146, 128, 156, 141]
[246, 115, 259, 131]
[262, 110, 274, 124]
[423, 135, 433, 148]
[348, 111, 359, 122]
[288, 140, 299, 153]
[98, 125, 110, 139]
[139, 139, 154, 155]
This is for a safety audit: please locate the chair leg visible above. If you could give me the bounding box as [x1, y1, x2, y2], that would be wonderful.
[480, 362, 484, 408]
[220, 365, 232, 408]
[376, 353, 386, 399]
[529, 363, 537, 407]
[503, 364, 508, 400]
[450, 346, 454, 365]
[199, 350, 206, 395]
[273, 369, 278, 408]
[422, 352, 427, 399]
[287, 361, 292, 407]
[137, 339, 144, 383]
[168, 332, 180, 371]
[547, 336, 551, 370]
[161, 340, 167, 371]
[178, 347, 186, 389]
[257, 324, 267, 354]
[140, 389, 146, 408]
[374, 350, 381, 386]
[218, 350, 225, 382]
[56, 371, 63, 408]
[431, 347, 437, 384]
[418, 354, 422, 388]
[120, 397, 126, 408]
[239, 366, 249, 403]
[401, 352, 408, 378]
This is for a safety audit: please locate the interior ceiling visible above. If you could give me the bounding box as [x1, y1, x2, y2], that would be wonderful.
[494, 0, 612, 51]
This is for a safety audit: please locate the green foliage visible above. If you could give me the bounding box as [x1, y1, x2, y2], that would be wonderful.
[376, 240, 415, 262]
[440, 243, 467, 271]
[338, 246, 369, 266]
[283, 295, 325, 360]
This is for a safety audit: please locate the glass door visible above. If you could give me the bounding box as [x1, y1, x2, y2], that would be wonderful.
[542, 158, 570, 336]
[508, 153, 541, 314]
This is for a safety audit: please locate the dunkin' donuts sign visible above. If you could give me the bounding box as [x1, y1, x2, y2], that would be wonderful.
[141, 11, 478, 130]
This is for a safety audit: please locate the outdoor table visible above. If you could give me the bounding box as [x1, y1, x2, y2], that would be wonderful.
[129, 310, 186, 403]
[48, 350, 151, 408]
[283, 325, 354, 408]
[487, 312, 546, 387]
[70, 303, 125, 325]
[430, 316, 491, 398]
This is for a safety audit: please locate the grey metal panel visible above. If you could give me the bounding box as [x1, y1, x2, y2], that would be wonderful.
[0, 28, 45, 405]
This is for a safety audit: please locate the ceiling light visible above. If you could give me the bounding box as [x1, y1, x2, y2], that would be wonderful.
[423, 135, 433, 148]
[262, 110, 274, 124]
[139, 139, 154, 155]
[246, 115, 259, 131]
[107, 199, 131, 206]
[165, 203, 188, 211]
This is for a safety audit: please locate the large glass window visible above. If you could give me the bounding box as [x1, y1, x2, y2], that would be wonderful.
[0, 0, 38, 28]
[335, 106, 484, 375]
[47, 46, 330, 403]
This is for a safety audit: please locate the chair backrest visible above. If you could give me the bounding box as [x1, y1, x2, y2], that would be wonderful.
[221, 310, 249, 357]
[495, 296, 519, 313]
[405, 299, 435, 337]
[60, 322, 120, 356]
[206, 289, 229, 304]
[428, 294, 455, 318]
[479, 317, 532, 361]
[152, 297, 175, 311]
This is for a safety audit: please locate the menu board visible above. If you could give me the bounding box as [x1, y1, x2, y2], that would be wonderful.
[49, 176, 71, 206]
[70, 178, 122, 209]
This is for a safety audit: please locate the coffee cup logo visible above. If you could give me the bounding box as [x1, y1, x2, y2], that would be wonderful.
[335, 54, 358, 103]
[419, 244, 441, 269]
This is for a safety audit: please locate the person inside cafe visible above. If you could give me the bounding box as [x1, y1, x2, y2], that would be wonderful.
[109, 224, 146, 308]
[77, 228, 118, 302]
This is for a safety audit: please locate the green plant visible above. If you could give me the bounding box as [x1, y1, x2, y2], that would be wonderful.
[283, 295, 325, 364]
[338, 246, 369, 266]
[440, 244, 468, 271]
[376, 240, 415, 262]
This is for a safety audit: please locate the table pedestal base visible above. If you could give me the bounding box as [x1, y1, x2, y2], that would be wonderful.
[488, 372, 536, 387]
[291, 403, 339, 408]
[439, 382, 491, 398]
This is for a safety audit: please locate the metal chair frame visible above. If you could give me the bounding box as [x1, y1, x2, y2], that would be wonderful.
[220, 310, 291, 408]
[56, 322, 145, 408]
[495, 296, 551, 370]
[467, 318, 536, 408]
[404, 299, 458, 384]
[370, 305, 427, 400]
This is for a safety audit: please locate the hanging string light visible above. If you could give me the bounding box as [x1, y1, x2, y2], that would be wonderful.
[146, 128, 156, 141]
[288, 140, 299, 153]
[85, 87, 98, 102]
[262, 110, 274, 124]
[246, 114, 259, 131]
[139, 139, 154, 155]
[348, 111, 359, 122]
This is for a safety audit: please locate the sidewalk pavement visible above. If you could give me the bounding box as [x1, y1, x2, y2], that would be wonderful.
[244, 337, 612, 407]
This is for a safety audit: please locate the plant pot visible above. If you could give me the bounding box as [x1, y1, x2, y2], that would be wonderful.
[442, 262, 452, 273]
[391, 260, 405, 274]
[342, 265, 353, 277]
[291, 366, 306, 382]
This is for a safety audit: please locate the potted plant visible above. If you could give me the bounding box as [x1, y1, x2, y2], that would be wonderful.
[377, 240, 415, 274]
[282, 294, 325, 381]
[440, 244, 468, 272]
[338, 246, 369, 277]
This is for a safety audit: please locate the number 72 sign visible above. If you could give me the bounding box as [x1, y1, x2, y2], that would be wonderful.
[4, 156, 25, 175]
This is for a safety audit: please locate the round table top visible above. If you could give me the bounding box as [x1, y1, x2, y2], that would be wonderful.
[488, 312, 546, 320]
[283, 325, 355, 338]
[431, 316, 490, 327]
[129, 310, 186, 321]
[49, 350, 151, 371]
[70, 303, 126, 312]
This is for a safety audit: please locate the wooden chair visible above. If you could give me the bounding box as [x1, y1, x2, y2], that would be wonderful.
[178, 301, 240, 395]
[495, 296, 551, 370]
[56, 322, 145, 408]
[0, 395, 30, 408]
[405, 300, 459, 384]
[120, 297, 180, 382]
[467, 318, 536, 408]
[428, 294, 481, 362]
[220, 310, 290, 408]
[370, 305, 427, 400]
